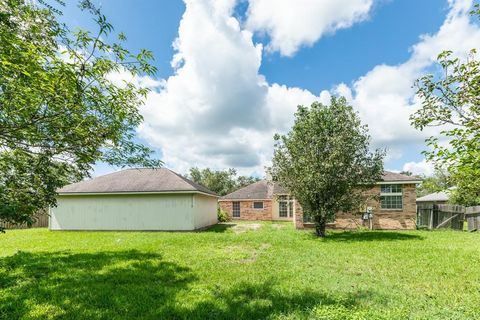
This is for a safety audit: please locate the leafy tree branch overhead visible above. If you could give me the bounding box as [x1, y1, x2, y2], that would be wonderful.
[0, 0, 161, 229]
[411, 4, 480, 206]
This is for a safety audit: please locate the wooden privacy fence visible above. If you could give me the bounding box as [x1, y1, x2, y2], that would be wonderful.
[465, 206, 480, 232]
[0, 210, 49, 230]
[417, 204, 465, 231]
[417, 204, 480, 231]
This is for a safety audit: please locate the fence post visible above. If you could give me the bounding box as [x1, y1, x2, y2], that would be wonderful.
[429, 205, 435, 230]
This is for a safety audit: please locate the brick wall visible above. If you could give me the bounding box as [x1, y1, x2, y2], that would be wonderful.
[294, 184, 417, 230]
[219, 200, 273, 220]
[294, 200, 304, 229]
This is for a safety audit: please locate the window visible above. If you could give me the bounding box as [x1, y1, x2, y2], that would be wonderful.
[279, 201, 288, 217]
[380, 184, 403, 209]
[253, 201, 264, 209]
[381, 184, 402, 193]
[232, 201, 240, 217]
[278, 195, 294, 218]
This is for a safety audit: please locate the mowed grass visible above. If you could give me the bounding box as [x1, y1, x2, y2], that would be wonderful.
[1, 222, 479, 320]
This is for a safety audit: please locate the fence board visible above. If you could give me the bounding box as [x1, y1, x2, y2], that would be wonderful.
[0, 210, 49, 230]
[417, 204, 465, 230]
[465, 206, 480, 232]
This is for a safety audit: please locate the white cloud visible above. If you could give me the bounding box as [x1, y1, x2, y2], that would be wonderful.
[137, 0, 321, 175]
[128, 0, 480, 177]
[340, 0, 480, 160]
[403, 159, 435, 176]
[245, 0, 374, 56]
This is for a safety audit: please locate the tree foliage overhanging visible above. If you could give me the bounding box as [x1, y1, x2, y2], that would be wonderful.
[272, 97, 385, 237]
[0, 0, 161, 229]
[411, 4, 480, 206]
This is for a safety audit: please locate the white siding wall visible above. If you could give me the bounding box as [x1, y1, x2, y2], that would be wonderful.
[192, 194, 218, 229]
[50, 194, 197, 231]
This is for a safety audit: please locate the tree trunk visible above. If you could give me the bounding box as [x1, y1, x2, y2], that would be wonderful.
[314, 215, 327, 237]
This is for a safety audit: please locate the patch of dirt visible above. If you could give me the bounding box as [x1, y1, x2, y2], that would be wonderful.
[222, 242, 272, 264]
[271, 224, 285, 230]
[259, 243, 271, 250]
[232, 223, 262, 234]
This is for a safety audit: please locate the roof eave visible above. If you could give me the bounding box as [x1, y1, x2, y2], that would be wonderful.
[219, 198, 271, 201]
[57, 190, 219, 198]
[377, 180, 422, 185]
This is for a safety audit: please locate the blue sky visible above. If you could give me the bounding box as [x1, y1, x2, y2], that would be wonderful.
[58, 0, 479, 177]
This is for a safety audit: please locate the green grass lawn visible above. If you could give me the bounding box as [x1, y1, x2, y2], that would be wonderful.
[1, 222, 479, 320]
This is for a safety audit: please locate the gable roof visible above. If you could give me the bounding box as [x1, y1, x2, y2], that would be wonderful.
[58, 168, 217, 196]
[416, 191, 450, 203]
[220, 171, 421, 200]
[380, 171, 422, 183]
[219, 180, 287, 200]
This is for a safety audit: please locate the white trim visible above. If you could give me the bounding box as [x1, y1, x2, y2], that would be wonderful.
[380, 185, 404, 210]
[218, 198, 270, 201]
[377, 181, 421, 185]
[58, 190, 219, 198]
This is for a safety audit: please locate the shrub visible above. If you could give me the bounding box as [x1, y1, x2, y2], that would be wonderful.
[217, 208, 229, 222]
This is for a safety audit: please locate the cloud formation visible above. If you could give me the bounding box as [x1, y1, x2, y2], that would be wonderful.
[138, 0, 321, 175]
[327, 0, 480, 156]
[246, 0, 374, 56]
[135, 0, 480, 177]
[402, 159, 435, 176]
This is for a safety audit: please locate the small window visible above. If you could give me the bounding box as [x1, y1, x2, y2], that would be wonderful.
[232, 202, 240, 217]
[253, 201, 264, 209]
[380, 184, 403, 209]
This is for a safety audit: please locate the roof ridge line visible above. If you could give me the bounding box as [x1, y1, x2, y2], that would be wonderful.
[166, 169, 218, 196]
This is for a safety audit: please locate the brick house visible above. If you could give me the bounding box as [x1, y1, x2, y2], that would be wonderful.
[218, 171, 421, 230]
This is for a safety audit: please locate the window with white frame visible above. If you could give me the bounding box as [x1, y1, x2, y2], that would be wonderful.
[380, 184, 403, 209]
[278, 195, 294, 217]
[253, 201, 264, 209]
[232, 201, 240, 217]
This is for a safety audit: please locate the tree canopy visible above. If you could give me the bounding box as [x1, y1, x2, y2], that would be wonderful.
[410, 5, 480, 206]
[0, 0, 161, 229]
[416, 168, 452, 198]
[272, 97, 384, 237]
[187, 167, 260, 196]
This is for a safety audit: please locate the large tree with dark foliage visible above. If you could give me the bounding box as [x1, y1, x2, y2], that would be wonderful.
[272, 97, 384, 237]
[0, 0, 161, 229]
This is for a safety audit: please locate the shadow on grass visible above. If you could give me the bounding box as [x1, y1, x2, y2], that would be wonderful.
[324, 231, 424, 242]
[205, 223, 236, 233]
[0, 250, 376, 319]
[171, 280, 376, 319]
[0, 250, 194, 320]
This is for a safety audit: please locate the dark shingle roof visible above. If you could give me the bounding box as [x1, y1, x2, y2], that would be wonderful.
[58, 168, 217, 196]
[381, 171, 422, 182]
[220, 180, 286, 200]
[221, 171, 421, 200]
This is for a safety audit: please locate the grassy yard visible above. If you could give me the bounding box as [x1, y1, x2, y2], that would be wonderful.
[0, 222, 479, 320]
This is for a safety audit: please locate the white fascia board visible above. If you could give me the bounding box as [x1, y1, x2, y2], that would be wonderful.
[58, 191, 219, 198]
[376, 181, 422, 185]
